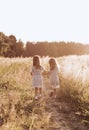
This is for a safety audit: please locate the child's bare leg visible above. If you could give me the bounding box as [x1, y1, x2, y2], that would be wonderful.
[39, 87, 42, 96]
[53, 88, 57, 98]
[50, 88, 54, 97]
[35, 88, 38, 99]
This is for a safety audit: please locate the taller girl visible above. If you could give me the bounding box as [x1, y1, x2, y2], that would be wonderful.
[31, 55, 44, 100]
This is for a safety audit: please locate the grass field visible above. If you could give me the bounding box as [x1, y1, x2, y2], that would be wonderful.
[0, 55, 89, 130]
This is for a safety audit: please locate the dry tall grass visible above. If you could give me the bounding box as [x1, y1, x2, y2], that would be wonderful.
[0, 55, 89, 129]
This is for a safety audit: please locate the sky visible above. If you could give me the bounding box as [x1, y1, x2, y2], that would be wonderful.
[0, 0, 89, 44]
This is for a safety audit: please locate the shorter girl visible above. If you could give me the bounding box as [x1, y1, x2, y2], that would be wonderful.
[49, 58, 60, 98]
[30, 55, 44, 100]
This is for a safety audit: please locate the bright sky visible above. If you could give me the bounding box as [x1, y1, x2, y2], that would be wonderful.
[0, 0, 89, 44]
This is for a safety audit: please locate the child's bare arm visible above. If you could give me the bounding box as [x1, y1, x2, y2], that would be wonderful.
[30, 72, 33, 76]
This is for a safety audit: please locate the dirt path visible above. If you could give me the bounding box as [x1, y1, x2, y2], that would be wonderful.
[44, 97, 87, 130]
[42, 78, 88, 130]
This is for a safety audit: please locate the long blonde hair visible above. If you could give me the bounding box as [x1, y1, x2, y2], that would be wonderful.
[49, 58, 58, 70]
[33, 55, 41, 69]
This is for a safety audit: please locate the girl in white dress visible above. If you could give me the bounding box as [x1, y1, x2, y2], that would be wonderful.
[31, 55, 44, 100]
[49, 58, 60, 98]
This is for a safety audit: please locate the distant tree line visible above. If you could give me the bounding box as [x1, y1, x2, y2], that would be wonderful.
[0, 32, 89, 57]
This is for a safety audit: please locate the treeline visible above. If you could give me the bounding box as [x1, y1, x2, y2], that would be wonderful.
[0, 32, 89, 57]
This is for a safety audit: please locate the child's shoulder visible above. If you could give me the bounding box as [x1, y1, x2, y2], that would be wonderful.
[55, 66, 60, 72]
[41, 67, 45, 72]
[40, 66, 44, 69]
[31, 66, 35, 70]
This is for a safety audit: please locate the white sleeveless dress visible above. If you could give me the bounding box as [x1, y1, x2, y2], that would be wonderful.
[31, 66, 44, 88]
[49, 66, 60, 88]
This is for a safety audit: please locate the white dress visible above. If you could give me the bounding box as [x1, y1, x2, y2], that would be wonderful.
[49, 66, 60, 88]
[31, 66, 44, 88]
